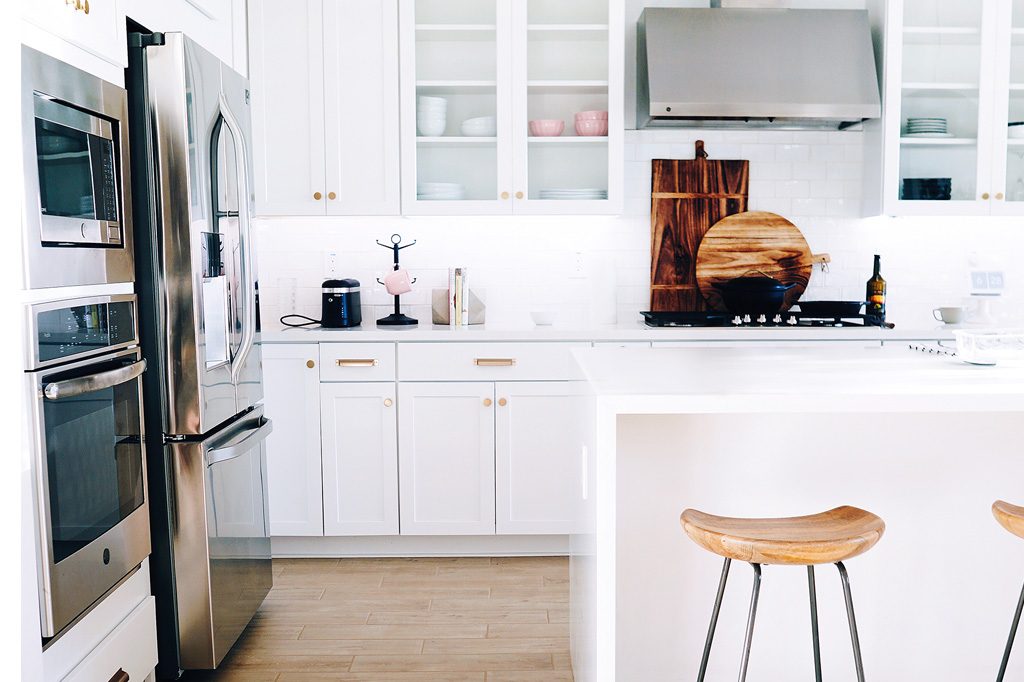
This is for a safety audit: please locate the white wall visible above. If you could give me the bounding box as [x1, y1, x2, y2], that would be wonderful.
[255, 129, 1024, 331]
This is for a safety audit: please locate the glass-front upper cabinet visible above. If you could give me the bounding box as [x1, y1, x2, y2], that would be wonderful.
[399, 0, 622, 215]
[994, 0, 1024, 212]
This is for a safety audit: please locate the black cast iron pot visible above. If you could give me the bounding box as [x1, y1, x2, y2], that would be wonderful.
[713, 275, 798, 315]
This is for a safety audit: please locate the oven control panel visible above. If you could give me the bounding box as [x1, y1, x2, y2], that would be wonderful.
[32, 295, 138, 368]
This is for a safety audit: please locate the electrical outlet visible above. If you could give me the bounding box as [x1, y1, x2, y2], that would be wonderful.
[278, 277, 297, 312]
[570, 251, 587, 279]
[970, 270, 1005, 296]
[324, 251, 338, 277]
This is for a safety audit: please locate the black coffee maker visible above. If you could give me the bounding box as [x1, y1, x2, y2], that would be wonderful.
[321, 278, 362, 328]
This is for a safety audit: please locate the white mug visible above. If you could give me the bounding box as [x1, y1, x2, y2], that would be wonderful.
[933, 306, 964, 324]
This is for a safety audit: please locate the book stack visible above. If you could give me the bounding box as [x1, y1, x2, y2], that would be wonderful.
[448, 267, 470, 327]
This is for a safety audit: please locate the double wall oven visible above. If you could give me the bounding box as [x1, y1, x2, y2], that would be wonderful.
[25, 295, 150, 638]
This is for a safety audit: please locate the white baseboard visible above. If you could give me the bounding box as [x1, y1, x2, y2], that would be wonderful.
[271, 535, 569, 558]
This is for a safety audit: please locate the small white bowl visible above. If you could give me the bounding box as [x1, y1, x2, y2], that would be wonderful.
[530, 311, 554, 326]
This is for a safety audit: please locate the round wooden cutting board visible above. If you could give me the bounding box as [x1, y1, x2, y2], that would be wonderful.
[695, 211, 829, 312]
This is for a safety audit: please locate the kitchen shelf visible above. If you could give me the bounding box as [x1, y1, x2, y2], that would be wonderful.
[899, 137, 976, 146]
[415, 24, 496, 41]
[527, 79, 608, 93]
[416, 80, 498, 93]
[417, 136, 497, 145]
[526, 24, 608, 41]
[903, 26, 981, 45]
[528, 136, 607, 144]
[1006, 139, 1024, 146]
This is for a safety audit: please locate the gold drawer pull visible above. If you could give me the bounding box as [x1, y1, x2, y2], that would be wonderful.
[474, 358, 516, 367]
[336, 359, 379, 367]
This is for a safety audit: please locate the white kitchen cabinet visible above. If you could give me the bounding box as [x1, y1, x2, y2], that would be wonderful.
[320, 383, 399, 535]
[122, 0, 241, 71]
[868, 0, 1024, 216]
[248, 0, 400, 216]
[21, 0, 127, 83]
[398, 0, 623, 215]
[261, 344, 324, 536]
[495, 382, 584, 534]
[398, 382, 496, 535]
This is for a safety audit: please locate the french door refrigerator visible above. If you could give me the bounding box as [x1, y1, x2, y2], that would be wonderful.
[127, 31, 272, 678]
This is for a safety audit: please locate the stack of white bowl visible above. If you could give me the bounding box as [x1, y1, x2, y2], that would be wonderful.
[417, 182, 465, 200]
[539, 188, 608, 200]
[460, 115, 496, 137]
[417, 96, 447, 136]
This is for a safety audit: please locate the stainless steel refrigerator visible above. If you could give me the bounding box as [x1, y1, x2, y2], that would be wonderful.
[127, 31, 272, 678]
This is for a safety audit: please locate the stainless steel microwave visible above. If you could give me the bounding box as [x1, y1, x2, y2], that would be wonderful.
[22, 47, 134, 289]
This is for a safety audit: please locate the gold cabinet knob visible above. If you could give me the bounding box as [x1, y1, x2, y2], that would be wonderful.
[75, 0, 82, 8]
[500, 191, 510, 200]
[313, 191, 323, 200]
[384, 398, 393, 407]
[515, 191, 524, 200]
[328, 191, 337, 200]
[498, 398, 507, 407]
[996, 192, 1004, 200]
[83, 0, 89, 13]
[306, 360, 315, 368]
[483, 398, 493, 407]
[982, 192, 990, 200]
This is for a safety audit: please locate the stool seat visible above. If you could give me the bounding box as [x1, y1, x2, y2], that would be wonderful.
[994, 500, 1024, 540]
[680, 505, 885, 566]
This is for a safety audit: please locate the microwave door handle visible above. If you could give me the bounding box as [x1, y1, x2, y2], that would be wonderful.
[216, 96, 255, 385]
[207, 418, 273, 467]
[43, 359, 147, 400]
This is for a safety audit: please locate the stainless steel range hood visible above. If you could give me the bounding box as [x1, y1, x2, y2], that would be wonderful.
[636, 7, 881, 129]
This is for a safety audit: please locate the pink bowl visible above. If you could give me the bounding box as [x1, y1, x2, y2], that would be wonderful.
[575, 119, 608, 136]
[529, 119, 565, 137]
[575, 110, 608, 121]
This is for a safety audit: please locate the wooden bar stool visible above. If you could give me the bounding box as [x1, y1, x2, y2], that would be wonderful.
[993, 500, 1024, 682]
[680, 505, 885, 682]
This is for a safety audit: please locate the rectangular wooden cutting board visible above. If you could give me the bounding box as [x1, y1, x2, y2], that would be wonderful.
[649, 141, 749, 311]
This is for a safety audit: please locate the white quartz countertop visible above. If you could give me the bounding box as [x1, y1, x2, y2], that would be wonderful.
[571, 345, 1024, 412]
[257, 319, 956, 344]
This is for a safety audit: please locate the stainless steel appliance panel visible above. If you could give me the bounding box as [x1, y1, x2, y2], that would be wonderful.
[21, 46, 135, 289]
[170, 405, 272, 668]
[28, 346, 150, 636]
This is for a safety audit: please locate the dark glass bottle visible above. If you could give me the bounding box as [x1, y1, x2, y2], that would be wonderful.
[866, 255, 886, 320]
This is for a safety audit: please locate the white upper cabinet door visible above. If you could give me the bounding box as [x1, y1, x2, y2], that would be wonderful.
[122, 0, 236, 68]
[495, 382, 583, 534]
[22, 0, 127, 81]
[320, 382, 399, 536]
[261, 344, 324, 536]
[323, 0, 401, 215]
[399, 0, 515, 215]
[510, 0, 623, 215]
[398, 382, 496, 535]
[248, 0, 328, 215]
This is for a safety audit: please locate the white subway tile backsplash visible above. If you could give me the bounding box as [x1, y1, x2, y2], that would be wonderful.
[775, 180, 810, 198]
[776, 144, 811, 163]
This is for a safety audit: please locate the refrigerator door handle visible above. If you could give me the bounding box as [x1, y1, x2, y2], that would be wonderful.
[216, 94, 256, 386]
[206, 417, 272, 467]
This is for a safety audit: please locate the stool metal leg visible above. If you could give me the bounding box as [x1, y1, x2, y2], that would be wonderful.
[808, 565, 823, 682]
[837, 562, 866, 682]
[996, 577, 1024, 682]
[697, 558, 732, 682]
[737, 563, 762, 682]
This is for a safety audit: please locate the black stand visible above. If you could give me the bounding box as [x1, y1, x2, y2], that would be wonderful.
[376, 234, 418, 326]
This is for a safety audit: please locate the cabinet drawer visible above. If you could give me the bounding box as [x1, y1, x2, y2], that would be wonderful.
[398, 343, 587, 381]
[320, 343, 396, 381]
[62, 596, 157, 682]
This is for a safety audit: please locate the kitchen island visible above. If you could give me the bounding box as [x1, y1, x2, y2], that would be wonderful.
[570, 346, 1024, 681]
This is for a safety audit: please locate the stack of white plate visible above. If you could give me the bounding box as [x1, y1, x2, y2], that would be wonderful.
[460, 115, 496, 137]
[417, 182, 465, 200]
[905, 117, 951, 137]
[418, 96, 447, 137]
[538, 188, 608, 200]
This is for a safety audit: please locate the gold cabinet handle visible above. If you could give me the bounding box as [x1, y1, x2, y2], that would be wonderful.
[515, 191, 524, 199]
[474, 358, 516, 367]
[328, 191, 337, 200]
[313, 191, 323, 200]
[306, 360, 315, 369]
[336, 359, 379, 367]
[982, 192, 990, 200]
[483, 398, 493, 407]
[83, 0, 89, 13]
[996, 192, 1004, 200]
[498, 398, 507, 407]
[500, 191, 510, 200]
[384, 398, 393, 407]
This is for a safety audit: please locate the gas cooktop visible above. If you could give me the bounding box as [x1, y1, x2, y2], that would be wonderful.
[640, 311, 893, 328]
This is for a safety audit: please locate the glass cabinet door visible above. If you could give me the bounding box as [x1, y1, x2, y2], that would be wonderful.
[896, 0, 989, 209]
[402, 0, 511, 214]
[514, 0, 612, 213]
[996, 0, 1024, 209]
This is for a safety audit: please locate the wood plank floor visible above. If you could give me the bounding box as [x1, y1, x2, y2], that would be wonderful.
[185, 556, 573, 682]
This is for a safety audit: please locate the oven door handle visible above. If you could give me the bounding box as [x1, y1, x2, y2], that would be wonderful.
[43, 359, 147, 400]
[207, 417, 273, 467]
